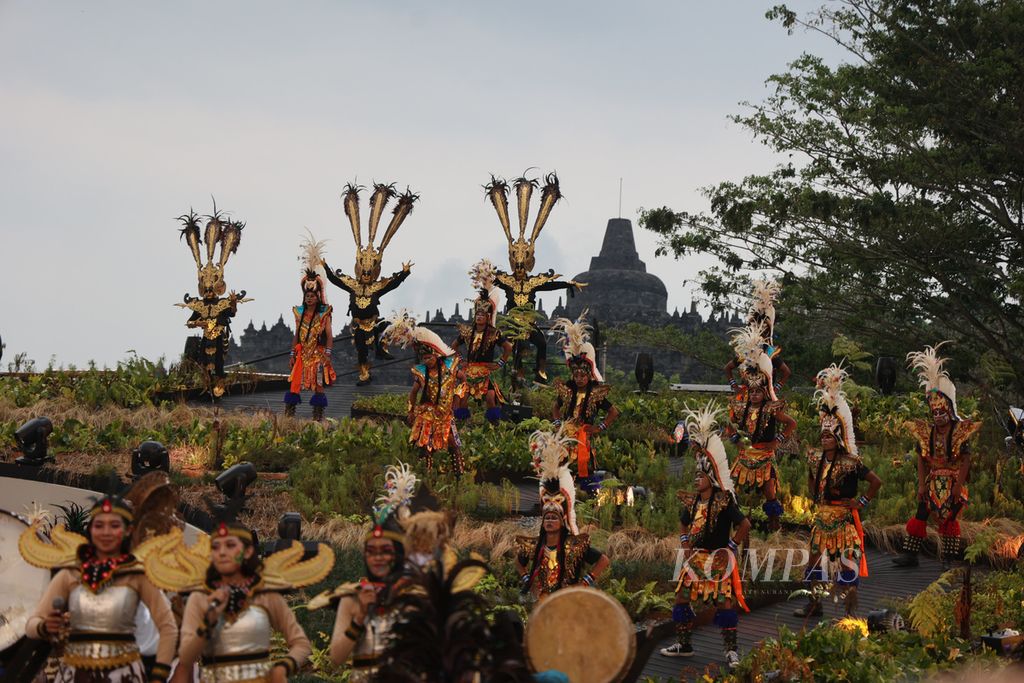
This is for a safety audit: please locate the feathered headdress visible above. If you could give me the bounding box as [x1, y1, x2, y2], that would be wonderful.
[298, 229, 328, 305]
[530, 427, 578, 535]
[730, 322, 775, 400]
[341, 182, 418, 280]
[468, 258, 500, 326]
[552, 310, 603, 382]
[906, 341, 959, 419]
[177, 202, 245, 299]
[683, 402, 734, 496]
[814, 364, 858, 457]
[368, 462, 418, 545]
[485, 171, 562, 274]
[748, 278, 781, 344]
[381, 309, 454, 358]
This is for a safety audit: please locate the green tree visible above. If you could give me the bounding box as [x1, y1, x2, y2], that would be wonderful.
[640, 0, 1024, 399]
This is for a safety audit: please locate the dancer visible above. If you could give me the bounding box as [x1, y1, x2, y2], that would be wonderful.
[551, 313, 619, 484]
[894, 342, 981, 567]
[484, 172, 584, 384]
[284, 233, 335, 420]
[452, 259, 513, 424]
[726, 323, 796, 531]
[794, 364, 881, 617]
[176, 206, 251, 397]
[383, 311, 466, 475]
[138, 499, 331, 682]
[515, 427, 609, 600]
[660, 403, 750, 669]
[21, 488, 178, 683]
[308, 463, 418, 682]
[724, 278, 791, 391]
[323, 183, 416, 386]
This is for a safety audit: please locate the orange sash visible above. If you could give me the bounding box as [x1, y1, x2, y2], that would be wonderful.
[852, 509, 868, 578]
[576, 429, 591, 477]
[288, 343, 303, 394]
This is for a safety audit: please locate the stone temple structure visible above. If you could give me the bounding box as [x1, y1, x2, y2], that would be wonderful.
[563, 218, 669, 326]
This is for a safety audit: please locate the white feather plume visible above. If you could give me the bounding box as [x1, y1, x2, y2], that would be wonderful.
[299, 229, 328, 274]
[376, 462, 419, 521]
[529, 426, 579, 535]
[683, 401, 734, 495]
[906, 341, 958, 417]
[814, 364, 858, 457]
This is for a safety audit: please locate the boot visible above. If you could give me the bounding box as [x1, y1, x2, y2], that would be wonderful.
[660, 620, 694, 658]
[843, 586, 859, 617]
[767, 515, 782, 532]
[940, 535, 964, 564]
[793, 599, 822, 617]
[722, 627, 740, 669]
[892, 534, 923, 568]
[533, 358, 549, 385]
[284, 404, 296, 417]
[356, 363, 372, 386]
[312, 405, 325, 421]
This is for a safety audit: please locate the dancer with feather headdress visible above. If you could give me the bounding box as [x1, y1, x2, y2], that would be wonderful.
[484, 171, 586, 385]
[322, 182, 417, 386]
[725, 278, 791, 391]
[793, 365, 881, 618]
[175, 203, 252, 397]
[550, 312, 620, 483]
[661, 402, 750, 669]
[382, 311, 466, 475]
[893, 342, 982, 567]
[515, 426, 609, 600]
[283, 231, 336, 420]
[725, 322, 797, 531]
[451, 259, 513, 424]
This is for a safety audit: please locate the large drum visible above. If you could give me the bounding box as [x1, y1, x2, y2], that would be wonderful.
[0, 509, 50, 651]
[525, 586, 636, 683]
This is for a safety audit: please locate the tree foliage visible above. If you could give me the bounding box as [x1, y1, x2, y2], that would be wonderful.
[640, 0, 1024, 399]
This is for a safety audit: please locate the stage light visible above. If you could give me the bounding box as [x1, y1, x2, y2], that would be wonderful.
[131, 441, 170, 479]
[866, 608, 905, 633]
[215, 462, 257, 500]
[634, 353, 654, 394]
[15, 417, 53, 466]
[278, 512, 302, 541]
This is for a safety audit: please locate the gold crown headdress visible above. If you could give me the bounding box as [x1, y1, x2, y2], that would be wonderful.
[178, 202, 245, 299]
[814, 364, 858, 457]
[381, 309, 455, 358]
[749, 278, 781, 343]
[683, 402, 734, 495]
[299, 229, 328, 304]
[342, 182, 418, 280]
[552, 310, 603, 382]
[530, 426, 578, 535]
[730, 322, 775, 399]
[485, 171, 562, 273]
[468, 258, 500, 326]
[906, 341, 959, 419]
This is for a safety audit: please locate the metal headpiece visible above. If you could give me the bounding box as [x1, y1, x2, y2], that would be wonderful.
[484, 171, 562, 273]
[341, 182, 418, 281]
[177, 201, 245, 299]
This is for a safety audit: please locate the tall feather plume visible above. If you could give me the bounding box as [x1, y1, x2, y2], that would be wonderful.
[367, 183, 397, 246]
[683, 401, 734, 495]
[378, 188, 419, 252]
[750, 278, 781, 314]
[342, 183, 364, 248]
[906, 341, 952, 394]
[468, 258, 497, 291]
[529, 172, 562, 243]
[484, 175, 512, 244]
[529, 426, 578, 535]
[299, 229, 328, 273]
[513, 173, 538, 239]
[218, 220, 244, 267]
[814, 363, 857, 456]
[551, 310, 592, 358]
[381, 309, 418, 349]
[729, 321, 766, 361]
[376, 462, 419, 523]
[177, 210, 203, 267]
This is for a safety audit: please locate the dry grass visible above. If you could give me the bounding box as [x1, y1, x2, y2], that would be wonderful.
[866, 518, 1024, 568]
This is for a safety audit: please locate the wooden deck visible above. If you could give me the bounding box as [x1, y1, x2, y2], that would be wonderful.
[639, 552, 948, 681]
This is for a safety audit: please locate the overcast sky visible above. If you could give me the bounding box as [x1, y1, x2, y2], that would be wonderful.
[0, 1, 837, 368]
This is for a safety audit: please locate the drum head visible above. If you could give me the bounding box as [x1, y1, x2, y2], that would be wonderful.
[525, 586, 636, 683]
[0, 510, 50, 650]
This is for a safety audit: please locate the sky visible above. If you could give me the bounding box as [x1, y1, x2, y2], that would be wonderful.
[0, 1, 838, 368]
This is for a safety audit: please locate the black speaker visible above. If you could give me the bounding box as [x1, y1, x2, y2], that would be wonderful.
[875, 356, 897, 395]
[635, 353, 654, 393]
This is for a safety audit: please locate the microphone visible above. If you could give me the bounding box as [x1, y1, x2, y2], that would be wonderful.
[52, 597, 66, 612]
